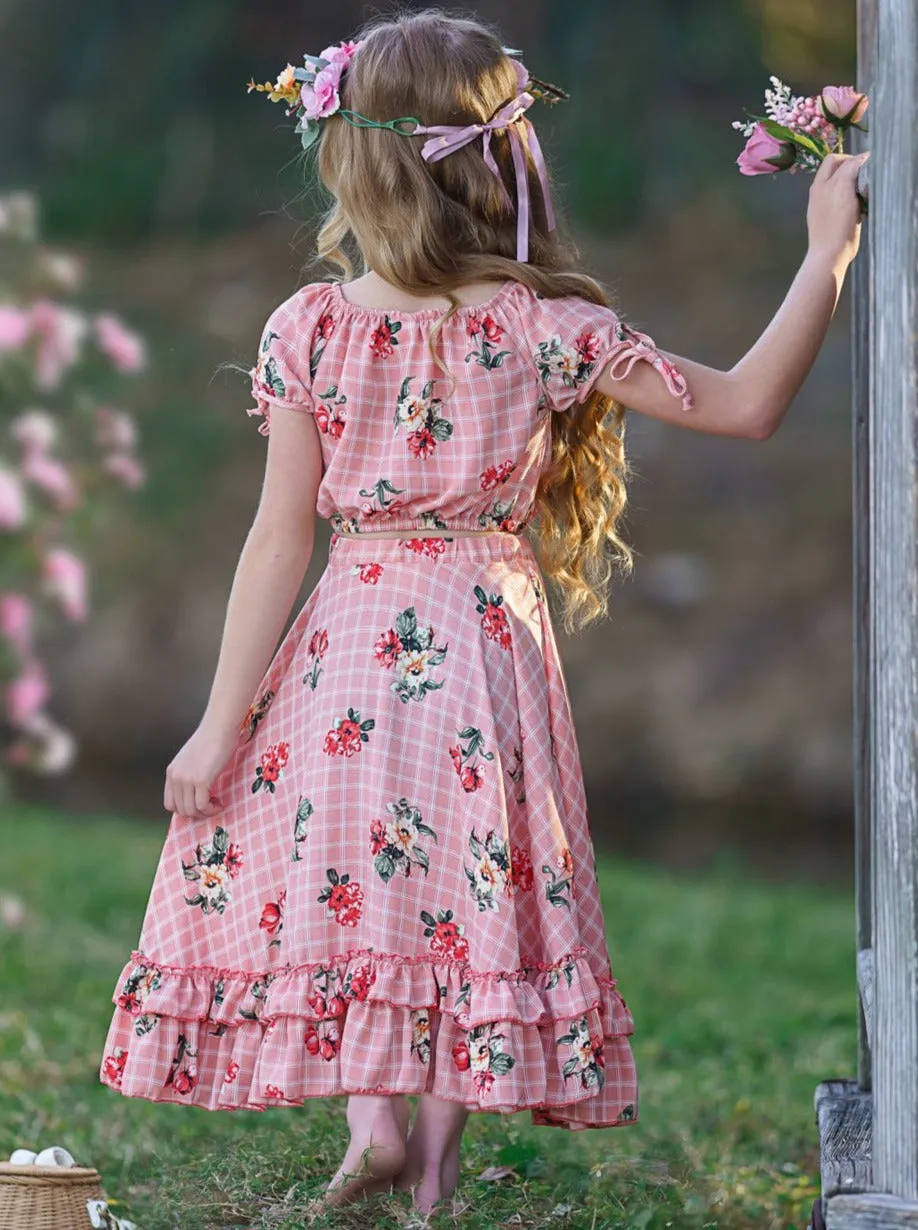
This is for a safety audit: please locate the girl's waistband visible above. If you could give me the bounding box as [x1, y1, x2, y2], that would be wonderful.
[327, 528, 537, 566]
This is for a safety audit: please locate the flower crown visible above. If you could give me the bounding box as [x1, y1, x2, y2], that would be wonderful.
[247, 40, 568, 263]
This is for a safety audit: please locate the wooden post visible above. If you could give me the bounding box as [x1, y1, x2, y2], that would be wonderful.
[851, 0, 875, 1096]
[870, 0, 918, 1202]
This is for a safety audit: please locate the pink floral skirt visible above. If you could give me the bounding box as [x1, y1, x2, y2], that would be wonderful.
[98, 531, 638, 1129]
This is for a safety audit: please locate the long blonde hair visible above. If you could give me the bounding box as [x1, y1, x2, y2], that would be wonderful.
[310, 8, 634, 634]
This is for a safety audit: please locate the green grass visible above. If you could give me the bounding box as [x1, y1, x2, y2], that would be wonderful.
[0, 806, 855, 1229]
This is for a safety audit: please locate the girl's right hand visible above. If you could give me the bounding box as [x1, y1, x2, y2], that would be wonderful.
[164, 719, 239, 821]
[807, 150, 870, 268]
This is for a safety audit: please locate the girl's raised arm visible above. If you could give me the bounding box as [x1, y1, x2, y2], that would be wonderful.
[596, 150, 869, 440]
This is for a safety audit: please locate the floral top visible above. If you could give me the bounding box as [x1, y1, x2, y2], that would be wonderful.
[247, 279, 693, 536]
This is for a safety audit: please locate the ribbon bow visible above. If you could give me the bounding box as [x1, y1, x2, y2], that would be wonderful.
[412, 90, 556, 263]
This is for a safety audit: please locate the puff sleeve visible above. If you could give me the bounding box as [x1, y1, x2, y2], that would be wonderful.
[246, 291, 316, 436]
[526, 293, 694, 415]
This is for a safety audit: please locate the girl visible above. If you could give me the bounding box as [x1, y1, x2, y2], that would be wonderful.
[98, 8, 867, 1217]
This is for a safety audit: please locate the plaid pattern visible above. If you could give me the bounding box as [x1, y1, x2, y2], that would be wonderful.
[98, 280, 694, 1128]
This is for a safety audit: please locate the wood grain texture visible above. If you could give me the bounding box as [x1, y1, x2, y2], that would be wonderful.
[869, 0, 918, 1199]
[852, 0, 876, 1097]
[828, 1193, 918, 1229]
[816, 1079, 873, 1198]
[857, 948, 874, 1055]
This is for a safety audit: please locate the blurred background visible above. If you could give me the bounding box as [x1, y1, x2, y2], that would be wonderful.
[3, 0, 857, 884]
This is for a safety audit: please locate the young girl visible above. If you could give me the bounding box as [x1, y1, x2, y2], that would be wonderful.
[98, 8, 867, 1216]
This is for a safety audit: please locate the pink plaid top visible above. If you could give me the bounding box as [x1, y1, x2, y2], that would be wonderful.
[247, 279, 693, 535]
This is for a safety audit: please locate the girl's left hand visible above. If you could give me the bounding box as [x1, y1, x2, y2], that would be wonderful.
[164, 720, 239, 820]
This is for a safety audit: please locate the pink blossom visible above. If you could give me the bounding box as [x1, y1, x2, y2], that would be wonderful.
[103, 452, 146, 489]
[10, 408, 57, 454]
[0, 305, 29, 351]
[6, 658, 50, 727]
[0, 467, 27, 529]
[17, 710, 76, 774]
[30, 300, 87, 390]
[21, 451, 80, 511]
[0, 593, 33, 658]
[319, 39, 363, 67]
[94, 406, 137, 451]
[301, 59, 344, 119]
[818, 86, 869, 126]
[42, 547, 88, 621]
[94, 313, 146, 373]
[737, 122, 796, 176]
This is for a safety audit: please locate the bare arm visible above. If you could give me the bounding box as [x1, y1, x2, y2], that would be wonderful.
[593, 150, 868, 440]
[164, 405, 322, 819]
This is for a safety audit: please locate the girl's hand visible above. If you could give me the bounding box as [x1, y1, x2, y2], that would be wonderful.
[164, 719, 239, 821]
[807, 150, 870, 268]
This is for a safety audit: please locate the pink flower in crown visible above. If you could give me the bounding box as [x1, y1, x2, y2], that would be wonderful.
[300, 39, 364, 120]
[320, 39, 363, 67]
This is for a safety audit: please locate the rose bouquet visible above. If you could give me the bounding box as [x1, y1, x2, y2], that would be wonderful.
[733, 77, 869, 214]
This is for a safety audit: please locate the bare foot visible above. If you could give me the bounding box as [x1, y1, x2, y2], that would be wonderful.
[322, 1095, 408, 1208]
[393, 1092, 468, 1213]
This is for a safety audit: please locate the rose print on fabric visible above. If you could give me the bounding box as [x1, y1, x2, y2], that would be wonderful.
[452, 1022, 516, 1094]
[164, 1032, 198, 1096]
[330, 512, 361, 535]
[464, 827, 512, 912]
[542, 847, 574, 910]
[480, 459, 517, 491]
[252, 741, 290, 793]
[253, 330, 286, 400]
[509, 843, 534, 893]
[404, 536, 447, 559]
[240, 688, 274, 742]
[102, 1047, 127, 1089]
[473, 584, 512, 650]
[116, 961, 162, 1014]
[557, 1015, 606, 1090]
[317, 868, 364, 926]
[265, 1084, 287, 1100]
[370, 795, 438, 881]
[134, 1013, 160, 1038]
[477, 496, 521, 533]
[449, 725, 495, 792]
[358, 477, 407, 523]
[238, 972, 276, 1021]
[534, 329, 602, 397]
[309, 311, 335, 380]
[182, 826, 243, 915]
[323, 708, 375, 757]
[224, 1060, 240, 1085]
[292, 795, 313, 861]
[314, 385, 347, 438]
[544, 954, 579, 991]
[353, 562, 383, 584]
[305, 1020, 341, 1061]
[410, 1009, 431, 1064]
[307, 966, 347, 1019]
[420, 907, 470, 961]
[259, 887, 286, 948]
[419, 509, 449, 530]
[303, 628, 328, 690]
[343, 961, 374, 1002]
[369, 315, 402, 359]
[374, 605, 448, 704]
[465, 313, 511, 370]
[394, 377, 453, 460]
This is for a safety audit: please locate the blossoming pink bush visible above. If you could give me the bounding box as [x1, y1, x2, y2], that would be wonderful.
[0, 190, 148, 781]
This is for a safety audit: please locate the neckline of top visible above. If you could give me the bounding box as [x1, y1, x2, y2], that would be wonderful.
[326, 278, 520, 322]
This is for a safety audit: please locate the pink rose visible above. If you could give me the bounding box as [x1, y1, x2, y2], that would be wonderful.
[736, 122, 797, 176]
[0, 467, 27, 529]
[6, 658, 49, 727]
[30, 300, 87, 390]
[301, 60, 344, 120]
[94, 313, 146, 373]
[818, 86, 868, 126]
[42, 546, 88, 621]
[0, 594, 33, 657]
[95, 406, 138, 450]
[21, 451, 80, 511]
[0, 305, 29, 351]
[103, 452, 146, 489]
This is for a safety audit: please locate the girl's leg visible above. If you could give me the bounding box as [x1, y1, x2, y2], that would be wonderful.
[393, 1093, 470, 1212]
[322, 1093, 411, 1206]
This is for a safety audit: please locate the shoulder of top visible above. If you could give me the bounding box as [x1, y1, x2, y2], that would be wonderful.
[265, 281, 336, 331]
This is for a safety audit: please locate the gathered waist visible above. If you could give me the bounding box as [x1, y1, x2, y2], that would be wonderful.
[327, 526, 538, 568]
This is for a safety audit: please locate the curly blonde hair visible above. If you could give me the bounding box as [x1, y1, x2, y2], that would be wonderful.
[308, 7, 634, 635]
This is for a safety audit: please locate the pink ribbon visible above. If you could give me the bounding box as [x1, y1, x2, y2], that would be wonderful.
[413, 91, 557, 263]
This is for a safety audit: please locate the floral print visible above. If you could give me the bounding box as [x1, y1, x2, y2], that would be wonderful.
[374, 605, 448, 703]
[239, 972, 276, 1021]
[291, 795, 313, 861]
[309, 312, 335, 380]
[464, 827, 512, 911]
[534, 329, 602, 397]
[323, 707, 374, 757]
[404, 536, 447, 559]
[420, 907, 470, 961]
[240, 688, 274, 742]
[353, 561, 383, 584]
[507, 745, 526, 805]
[542, 849, 575, 910]
[394, 377, 453, 459]
[252, 741, 289, 794]
[369, 315, 402, 359]
[253, 330, 286, 399]
[259, 887, 286, 947]
[449, 725, 495, 792]
[358, 477, 407, 521]
[453, 1022, 516, 1094]
[480, 459, 516, 491]
[305, 1020, 341, 1061]
[370, 796, 438, 881]
[116, 961, 162, 1014]
[314, 384, 347, 437]
[303, 628, 328, 689]
[182, 826, 244, 915]
[509, 843, 534, 893]
[477, 496, 522, 533]
[409, 1009, 431, 1064]
[465, 313, 511, 370]
[102, 1047, 127, 1089]
[557, 1015, 606, 1090]
[164, 1033, 198, 1096]
[473, 584, 512, 649]
[317, 868, 364, 926]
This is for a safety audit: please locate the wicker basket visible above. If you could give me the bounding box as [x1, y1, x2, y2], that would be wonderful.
[0, 1161, 105, 1229]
